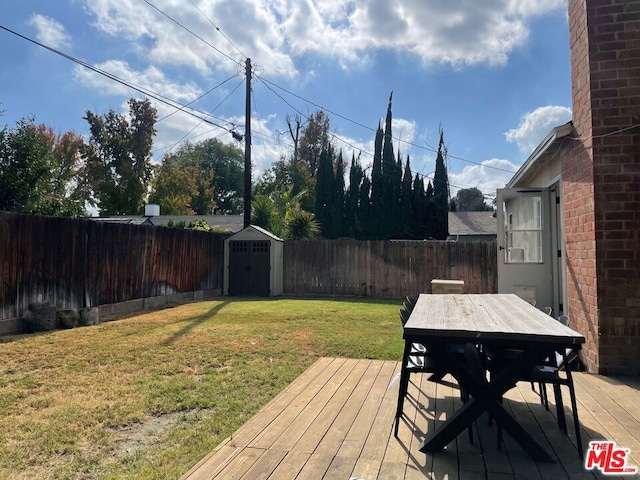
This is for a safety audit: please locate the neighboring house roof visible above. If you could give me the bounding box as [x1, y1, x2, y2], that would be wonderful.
[507, 122, 573, 188]
[448, 211, 497, 237]
[92, 214, 244, 232]
[91, 217, 153, 226]
[147, 215, 243, 232]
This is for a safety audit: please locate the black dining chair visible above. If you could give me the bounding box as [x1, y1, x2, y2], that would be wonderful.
[489, 315, 584, 458]
[395, 306, 471, 441]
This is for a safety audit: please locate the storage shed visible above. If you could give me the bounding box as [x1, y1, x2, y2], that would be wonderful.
[223, 225, 283, 296]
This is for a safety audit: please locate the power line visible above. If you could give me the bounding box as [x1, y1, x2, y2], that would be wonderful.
[257, 77, 497, 197]
[142, 0, 242, 68]
[156, 73, 241, 123]
[187, 0, 247, 59]
[259, 76, 518, 174]
[154, 77, 246, 158]
[0, 24, 240, 135]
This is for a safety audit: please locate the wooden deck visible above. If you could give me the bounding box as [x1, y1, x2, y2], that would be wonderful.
[181, 358, 640, 480]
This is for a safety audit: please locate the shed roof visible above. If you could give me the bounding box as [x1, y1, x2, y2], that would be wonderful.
[227, 224, 284, 242]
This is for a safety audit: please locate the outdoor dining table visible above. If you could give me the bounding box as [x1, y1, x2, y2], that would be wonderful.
[403, 293, 585, 462]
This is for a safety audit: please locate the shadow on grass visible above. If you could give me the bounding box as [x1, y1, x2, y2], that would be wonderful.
[160, 300, 232, 346]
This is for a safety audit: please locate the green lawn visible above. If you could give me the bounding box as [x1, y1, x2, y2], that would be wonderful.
[0, 297, 403, 479]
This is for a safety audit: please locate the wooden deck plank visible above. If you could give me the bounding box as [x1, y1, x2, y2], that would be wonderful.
[360, 363, 400, 460]
[336, 361, 398, 460]
[181, 445, 243, 480]
[308, 359, 383, 457]
[290, 359, 372, 455]
[181, 359, 640, 480]
[294, 453, 334, 480]
[266, 451, 309, 479]
[234, 357, 345, 448]
[209, 447, 264, 480]
[238, 448, 288, 480]
[248, 357, 350, 449]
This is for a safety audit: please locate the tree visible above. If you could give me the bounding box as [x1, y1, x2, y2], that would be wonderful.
[251, 191, 319, 240]
[453, 187, 493, 211]
[314, 145, 334, 237]
[331, 151, 346, 238]
[83, 98, 157, 216]
[148, 155, 198, 215]
[345, 153, 364, 237]
[370, 123, 384, 237]
[400, 155, 413, 236]
[430, 130, 450, 240]
[0, 118, 89, 216]
[160, 138, 244, 215]
[299, 110, 330, 178]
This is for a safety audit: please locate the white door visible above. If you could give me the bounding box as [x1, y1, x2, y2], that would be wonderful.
[497, 188, 555, 312]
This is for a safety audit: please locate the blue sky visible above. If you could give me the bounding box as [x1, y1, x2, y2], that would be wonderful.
[0, 0, 574, 202]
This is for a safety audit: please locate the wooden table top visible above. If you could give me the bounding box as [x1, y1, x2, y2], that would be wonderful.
[404, 294, 585, 346]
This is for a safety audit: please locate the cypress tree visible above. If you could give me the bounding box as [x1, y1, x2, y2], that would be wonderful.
[332, 150, 346, 238]
[358, 175, 371, 239]
[411, 174, 425, 238]
[424, 180, 434, 238]
[400, 155, 413, 236]
[346, 153, 364, 238]
[370, 123, 384, 237]
[381, 92, 395, 238]
[432, 130, 450, 240]
[314, 145, 334, 237]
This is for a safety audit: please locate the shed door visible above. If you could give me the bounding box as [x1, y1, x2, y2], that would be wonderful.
[229, 240, 270, 296]
[497, 188, 554, 310]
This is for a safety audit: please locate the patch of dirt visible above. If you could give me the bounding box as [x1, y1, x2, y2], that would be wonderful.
[109, 408, 216, 456]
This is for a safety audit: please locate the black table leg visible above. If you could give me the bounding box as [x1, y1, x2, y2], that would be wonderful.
[416, 342, 554, 463]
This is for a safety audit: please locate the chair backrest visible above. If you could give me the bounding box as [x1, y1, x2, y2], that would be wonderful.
[399, 308, 410, 326]
[557, 315, 569, 327]
[543, 306, 553, 316]
[529, 300, 537, 307]
[405, 296, 417, 309]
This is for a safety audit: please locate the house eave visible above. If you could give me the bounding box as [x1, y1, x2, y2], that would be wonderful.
[507, 121, 573, 188]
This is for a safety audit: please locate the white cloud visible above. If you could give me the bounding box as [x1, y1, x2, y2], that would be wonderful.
[505, 105, 572, 153]
[449, 158, 520, 199]
[29, 14, 70, 49]
[73, 60, 202, 102]
[81, 0, 566, 78]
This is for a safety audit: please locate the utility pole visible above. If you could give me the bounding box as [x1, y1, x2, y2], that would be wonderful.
[243, 58, 252, 228]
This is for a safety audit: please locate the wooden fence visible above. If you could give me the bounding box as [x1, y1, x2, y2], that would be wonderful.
[0, 212, 226, 328]
[283, 239, 497, 297]
[1, 212, 498, 334]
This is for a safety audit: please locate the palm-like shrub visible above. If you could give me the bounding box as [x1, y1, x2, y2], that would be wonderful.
[285, 209, 320, 239]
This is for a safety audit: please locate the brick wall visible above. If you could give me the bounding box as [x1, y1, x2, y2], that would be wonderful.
[565, 0, 640, 374]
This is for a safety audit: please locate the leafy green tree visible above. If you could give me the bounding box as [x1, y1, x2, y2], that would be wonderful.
[257, 110, 331, 214]
[299, 110, 330, 178]
[453, 187, 493, 211]
[165, 138, 243, 215]
[0, 118, 89, 215]
[83, 98, 157, 216]
[148, 155, 198, 215]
